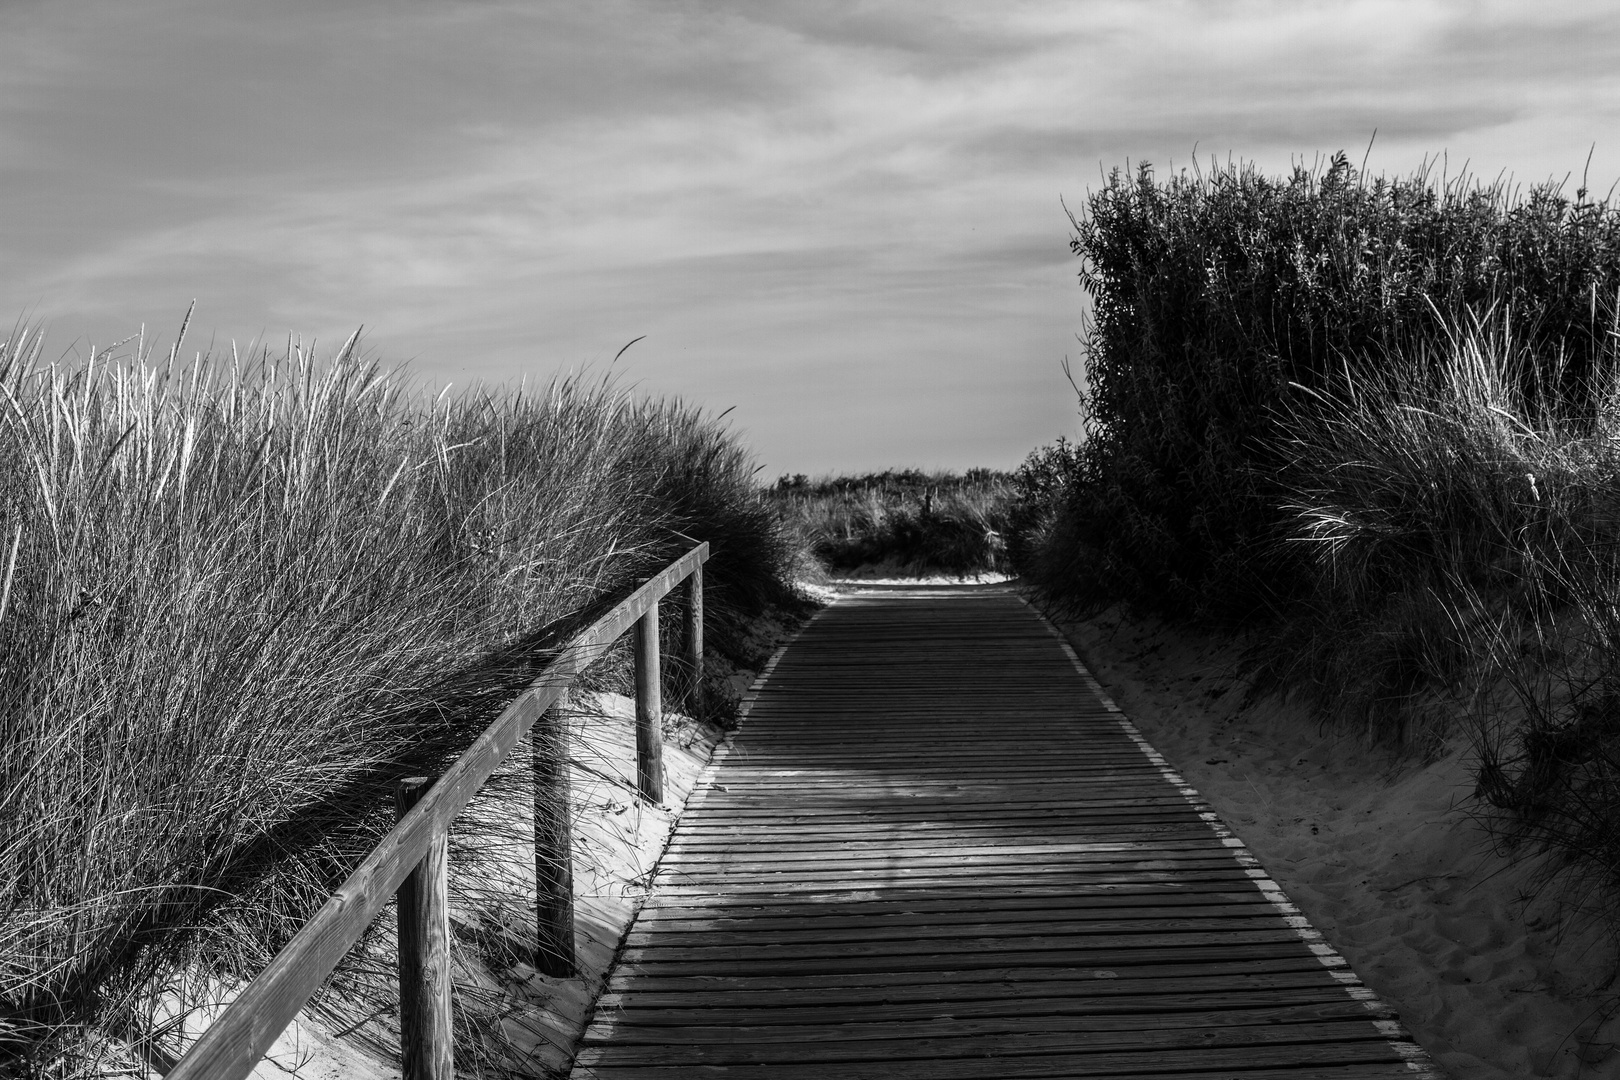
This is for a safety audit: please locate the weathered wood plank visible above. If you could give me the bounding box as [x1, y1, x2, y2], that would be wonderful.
[634, 601, 664, 803]
[572, 1059, 1420, 1080]
[534, 705, 576, 977]
[589, 981, 1380, 1025]
[629, 906, 1299, 933]
[604, 955, 1349, 995]
[612, 942, 1337, 978]
[635, 882, 1286, 909]
[622, 917, 1307, 948]
[575, 1017, 1398, 1064]
[646, 868, 1267, 894]
[395, 777, 452, 1080]
[572, 1042, 1416, 1078]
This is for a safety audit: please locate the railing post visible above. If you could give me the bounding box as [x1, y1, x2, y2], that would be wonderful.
[684, 563, 704, 717]
[634, 599, 664, 803]
[395, 777, 453, 1080]
[533, 705, 576, 977]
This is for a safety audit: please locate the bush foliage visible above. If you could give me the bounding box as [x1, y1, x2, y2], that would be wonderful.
[1020, 153, 1620, 619]
[769, 469, 1011, 577]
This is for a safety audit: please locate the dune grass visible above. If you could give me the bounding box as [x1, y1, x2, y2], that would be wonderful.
[1233, 310, 1620, 935]
[768, 468, 1012, 577]
[0, 323, 799, 1075]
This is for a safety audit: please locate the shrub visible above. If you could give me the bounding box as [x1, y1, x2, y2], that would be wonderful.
[1028, 153, 1620, 620]
[1004, 437, 1079, 574]
[768, 470, 1012, 577]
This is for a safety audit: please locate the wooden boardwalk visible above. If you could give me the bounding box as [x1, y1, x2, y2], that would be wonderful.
[573, 584, 1436, 1079]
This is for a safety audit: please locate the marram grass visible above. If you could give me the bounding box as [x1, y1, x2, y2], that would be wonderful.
[0, 325, 795, 1075]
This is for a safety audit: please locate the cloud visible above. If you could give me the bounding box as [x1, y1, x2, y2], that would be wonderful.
[3, 0, 1619, 471]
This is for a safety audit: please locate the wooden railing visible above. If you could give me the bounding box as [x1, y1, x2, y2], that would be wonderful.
[165, 543, 710, 1080]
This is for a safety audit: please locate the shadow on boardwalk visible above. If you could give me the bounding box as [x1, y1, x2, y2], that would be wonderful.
[573, 584, 1437, 1079]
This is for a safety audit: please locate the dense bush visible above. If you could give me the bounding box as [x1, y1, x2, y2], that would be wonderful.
[0, 325, 799, 1074]
[1020, 153, 1620, 619]
[769, 469, 1012, 577]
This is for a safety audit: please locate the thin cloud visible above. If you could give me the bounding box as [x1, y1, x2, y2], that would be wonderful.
[3, 0, 1619, 471]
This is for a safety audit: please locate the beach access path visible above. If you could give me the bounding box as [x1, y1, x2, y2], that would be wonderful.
[570, 582, 1438, 1079]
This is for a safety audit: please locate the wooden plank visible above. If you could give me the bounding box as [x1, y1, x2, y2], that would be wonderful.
[534, 705, 576, 977]
[612, 962, 1343, 989]
[572, 1059, 1418, 1080]
[573, 1041, 1414, 1078]
[635, 882, 1281, 909]
[623, 917, 1306, 947]
[590, 981, 1379, 1024]
[165, 543, 710, 1080]
[663, 837, 1242, 859]
[646, 868, 1267, 894]
[631, 905, 1299, 932]
[395, 777, 452, 1080]
[577, 1016, 1397, 1061]
[677, 798, 1203, 818]
[658, 849, 1251, 872]
[666, 831, 1223, 848]
[603, 958, 1359, 995]
[613, 942, 1330, 978]
[684, 563, 704, 715]
[634, 602, 664, 803]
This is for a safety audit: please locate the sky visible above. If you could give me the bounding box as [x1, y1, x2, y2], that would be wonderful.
[2, 1, 1618, 476]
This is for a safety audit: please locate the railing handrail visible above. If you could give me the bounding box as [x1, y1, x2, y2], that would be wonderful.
[166, 542, 710, 1080]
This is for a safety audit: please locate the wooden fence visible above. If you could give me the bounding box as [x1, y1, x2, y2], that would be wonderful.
[164, 543, 710, 1080]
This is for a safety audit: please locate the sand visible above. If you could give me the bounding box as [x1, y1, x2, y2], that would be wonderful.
[190, 690, 739, 1080]
[1052, 602, 1620, 1079]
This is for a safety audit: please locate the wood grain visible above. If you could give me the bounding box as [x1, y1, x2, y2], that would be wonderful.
[535, 705, 577, 977]
[684, 564, 704, 716]
[573, 584, 1437, 1079]
[395, 777, 452, 1080]
[635, 602, 664, 803]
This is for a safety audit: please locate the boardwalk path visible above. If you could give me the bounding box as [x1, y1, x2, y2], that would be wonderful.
[573, 584, 1436, 1079]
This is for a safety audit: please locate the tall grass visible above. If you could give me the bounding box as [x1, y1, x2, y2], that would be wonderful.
[0, 324, 797, 1075]
[1261, 310, 1620, 909]
[1252, 311, 1615, 740]
[768, 469, 1012, 577]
